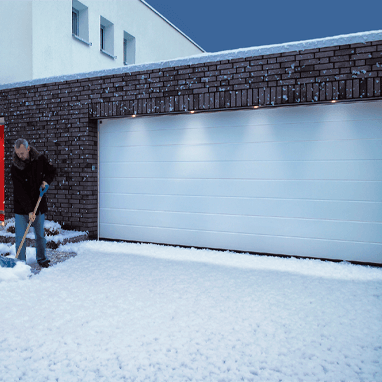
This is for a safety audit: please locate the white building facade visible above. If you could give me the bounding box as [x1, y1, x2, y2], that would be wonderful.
[0, 0, 204, 85]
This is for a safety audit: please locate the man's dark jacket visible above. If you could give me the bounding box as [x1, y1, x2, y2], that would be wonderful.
[11, 146, 56, 215]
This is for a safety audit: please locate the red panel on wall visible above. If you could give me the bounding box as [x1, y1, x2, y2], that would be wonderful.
[0, 124, 4, 223]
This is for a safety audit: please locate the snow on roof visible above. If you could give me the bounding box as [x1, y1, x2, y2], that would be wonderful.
[1, 30, 381, 91]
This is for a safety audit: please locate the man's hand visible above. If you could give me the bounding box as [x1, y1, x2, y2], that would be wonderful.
[41, 181, 48, 189]
[29, 212, 36, 223]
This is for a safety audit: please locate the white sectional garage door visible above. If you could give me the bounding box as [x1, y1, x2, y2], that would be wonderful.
[99, 101, 382, 264]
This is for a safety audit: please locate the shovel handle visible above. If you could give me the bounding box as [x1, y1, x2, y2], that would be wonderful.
[15, 196, 42, 259]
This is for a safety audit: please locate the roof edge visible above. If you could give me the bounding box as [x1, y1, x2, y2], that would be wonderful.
[139, 0, 205, 53]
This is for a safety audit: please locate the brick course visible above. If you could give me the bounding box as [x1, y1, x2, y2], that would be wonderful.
[1, 39, 382, 238]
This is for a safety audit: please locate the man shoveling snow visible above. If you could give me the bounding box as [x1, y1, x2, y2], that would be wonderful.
[8, 138, 56, 268]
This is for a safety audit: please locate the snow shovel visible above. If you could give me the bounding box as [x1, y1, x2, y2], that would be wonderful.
[0, 185, 49, 268]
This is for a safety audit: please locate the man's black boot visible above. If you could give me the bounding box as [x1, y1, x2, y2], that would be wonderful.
[38, 259, 50, 268]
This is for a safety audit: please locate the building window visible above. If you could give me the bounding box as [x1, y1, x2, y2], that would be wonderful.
[100, 16, 115, 58]
[72, 0, 90, 45]
[123, 31, 136, 65]
[72, 8, 79, 35]
[100, 25, 105, 50]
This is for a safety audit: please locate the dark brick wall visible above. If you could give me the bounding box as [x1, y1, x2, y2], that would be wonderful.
[1, 40, 381, 238]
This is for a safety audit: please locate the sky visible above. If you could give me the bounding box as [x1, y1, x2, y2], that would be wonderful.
[146, 0, 382, 53]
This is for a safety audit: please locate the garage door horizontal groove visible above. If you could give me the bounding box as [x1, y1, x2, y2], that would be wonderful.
[101, 178, 382, 182]
[102, 159, 382, 164]
[102, 177, 382, 181]
[101, 119, 382, 134]
[100, 138, 382, 148]
[99, 192, 382, 203]
[101, 130, 382, 139]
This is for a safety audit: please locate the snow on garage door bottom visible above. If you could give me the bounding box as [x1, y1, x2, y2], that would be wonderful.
[99, 101, 382, 263]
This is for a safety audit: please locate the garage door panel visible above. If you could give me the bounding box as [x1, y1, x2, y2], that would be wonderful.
[99, 222, 382, 263]
[102, 115, 382, 144]
[105, 101, 381, 132]
[100, 122, 382, 151]
[100, 193, 382, 223]
[100, 208, 382, 243]
[100, 102, 382, 262]
[101, 160, 380, 181]
[100, 178, 382, 202]
[100, 139, 382, 163]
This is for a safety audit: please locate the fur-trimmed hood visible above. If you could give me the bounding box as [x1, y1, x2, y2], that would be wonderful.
[12, 145, 41, 170]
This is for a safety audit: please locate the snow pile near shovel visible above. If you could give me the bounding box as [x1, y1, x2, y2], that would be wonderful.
[0, 244, 31, 282]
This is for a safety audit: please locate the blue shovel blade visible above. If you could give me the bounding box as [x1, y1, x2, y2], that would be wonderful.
[0, 256, 19, 268]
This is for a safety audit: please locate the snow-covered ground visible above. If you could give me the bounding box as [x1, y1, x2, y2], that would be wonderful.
[1, 240, 381, 382]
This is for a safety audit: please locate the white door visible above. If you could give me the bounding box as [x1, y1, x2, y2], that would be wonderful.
[99, 101, 382, 263]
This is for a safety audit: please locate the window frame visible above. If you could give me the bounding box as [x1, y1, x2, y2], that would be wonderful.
[72, 0, 91, 46]
[123, 31, 136, 65]
[123, 38, 127, 63]
[72, 7, 79, 36]
[100, 24, 105, 51]
[99, 16, 116, 59]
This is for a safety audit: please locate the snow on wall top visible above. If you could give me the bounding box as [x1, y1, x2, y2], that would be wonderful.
[1, 30, 381, 91]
